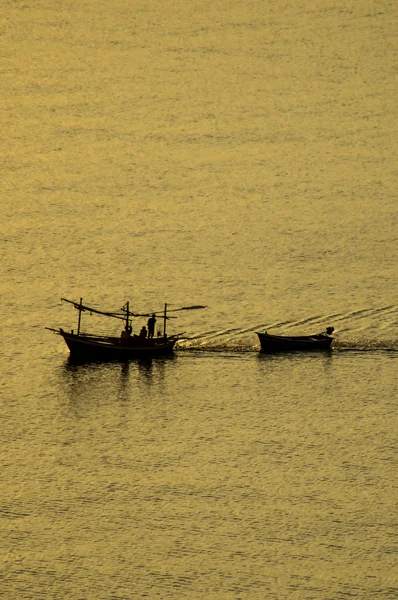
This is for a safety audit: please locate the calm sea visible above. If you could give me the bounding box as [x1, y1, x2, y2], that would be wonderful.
[1, 1, 397, 598]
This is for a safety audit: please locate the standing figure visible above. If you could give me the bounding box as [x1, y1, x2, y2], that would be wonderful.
[147, 313, 156, 338]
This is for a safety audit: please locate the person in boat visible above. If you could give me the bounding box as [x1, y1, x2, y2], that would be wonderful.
[121, 324, 132, 339]
[139, 325, 147, 338]
[147, 313, 156, 338]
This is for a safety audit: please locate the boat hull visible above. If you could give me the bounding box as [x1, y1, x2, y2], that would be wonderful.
[60, 331, 178, 361]
[257, 331, 333, 353]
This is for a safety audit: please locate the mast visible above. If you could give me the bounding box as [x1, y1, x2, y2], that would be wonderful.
[125, 301, 129, 331]
[163, 303, 167, 338]
[77, 297, 83, 335]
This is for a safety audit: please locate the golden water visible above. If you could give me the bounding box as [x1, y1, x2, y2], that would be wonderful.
[1, 1, 397, 598]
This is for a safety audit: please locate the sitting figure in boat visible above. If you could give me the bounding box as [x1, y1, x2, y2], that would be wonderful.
[139, 325, 147, 338]
[147, 313, 156, 338]
[121, 324, 132, 339]
[317, 326, 334, 338]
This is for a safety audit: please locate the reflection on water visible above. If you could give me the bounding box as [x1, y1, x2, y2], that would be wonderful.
[59, 353, 176, 409]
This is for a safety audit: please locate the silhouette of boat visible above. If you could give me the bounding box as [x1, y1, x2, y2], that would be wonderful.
[257, 327, 334, 353]
[47, 298, 205, 361]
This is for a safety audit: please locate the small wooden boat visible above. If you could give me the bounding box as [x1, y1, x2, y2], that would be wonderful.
[257, 327, 334, 353]
[47, 297, 205, 361]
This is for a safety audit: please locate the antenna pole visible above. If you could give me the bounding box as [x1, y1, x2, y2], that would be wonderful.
[77, 297, 83, 335]
[163, 303, 167, 338]
[126, 301, 129, 330]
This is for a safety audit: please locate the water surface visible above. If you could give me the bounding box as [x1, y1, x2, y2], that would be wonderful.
[1, 0, 397, 598]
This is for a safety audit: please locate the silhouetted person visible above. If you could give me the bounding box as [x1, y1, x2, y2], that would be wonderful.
[147, 314, 156, 338]
[139, 325, 147, 338]
[121, 324, 132, 339]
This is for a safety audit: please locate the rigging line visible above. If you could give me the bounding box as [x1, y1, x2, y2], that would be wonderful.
[61, 298, 126, 320]
[61, 298, 206, 320]
[137, 305, 206, 314]
[142, 305, 206, 315]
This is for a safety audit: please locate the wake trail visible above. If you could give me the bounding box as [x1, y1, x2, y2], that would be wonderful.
[182, 305, 398, 345]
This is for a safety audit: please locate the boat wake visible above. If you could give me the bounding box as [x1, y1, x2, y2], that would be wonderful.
[177, 338, 398, 354]
[178, 304, 398, 354]
[331, 338, 398, 353]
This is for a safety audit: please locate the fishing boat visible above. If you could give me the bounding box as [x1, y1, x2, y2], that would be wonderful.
[256, 327, 334, 354]
[47, 298, 205, 361]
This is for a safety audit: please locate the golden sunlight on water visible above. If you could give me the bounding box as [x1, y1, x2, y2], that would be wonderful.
[1, 0, 397, 598]
[1, 353, 397, 599]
